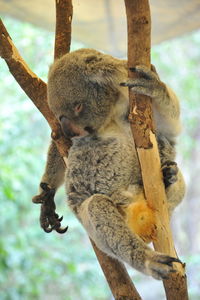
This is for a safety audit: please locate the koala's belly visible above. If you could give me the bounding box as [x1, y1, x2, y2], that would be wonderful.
[66, 136, 140, 197]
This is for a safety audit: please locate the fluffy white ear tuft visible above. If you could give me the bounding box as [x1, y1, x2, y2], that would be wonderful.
[88, 71, 114, 85]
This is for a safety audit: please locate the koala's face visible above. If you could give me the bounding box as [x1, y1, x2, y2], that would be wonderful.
[47, 49, 125, 137]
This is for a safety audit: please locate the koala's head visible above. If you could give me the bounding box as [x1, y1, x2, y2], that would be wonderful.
[47, 48, 127, 138]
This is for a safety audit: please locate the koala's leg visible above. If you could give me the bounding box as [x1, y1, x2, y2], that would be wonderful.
[165, 169, 186, 215]
[77, 194, 181, 280]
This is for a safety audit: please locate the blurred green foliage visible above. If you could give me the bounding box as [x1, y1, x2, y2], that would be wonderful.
[0, 15, 200, 300]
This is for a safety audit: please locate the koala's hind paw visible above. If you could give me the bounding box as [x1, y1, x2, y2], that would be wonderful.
[162, 161, 178, 188]
[145, 250, 182, 280]
[32, 183, 68, 234]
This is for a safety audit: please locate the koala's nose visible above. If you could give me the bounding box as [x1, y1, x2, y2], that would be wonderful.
[59, 116, 87, 138]
[59, 116, 75, 138]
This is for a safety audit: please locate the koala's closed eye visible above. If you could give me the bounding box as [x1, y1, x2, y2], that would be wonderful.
[74, 103, 83, 115]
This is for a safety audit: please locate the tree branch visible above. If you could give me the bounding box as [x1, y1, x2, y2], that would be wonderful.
[0, 1, 142, 299]
[124, 0, 189, 299]
[0, 18, 71, 157]
[91, 241, 142, 300]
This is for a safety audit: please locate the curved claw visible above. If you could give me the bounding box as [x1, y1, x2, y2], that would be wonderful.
[56, 226, 68, 234]
[32, 195, 44, 204]
[36, 182, 68, 234]
[40, 182, 50, 191]
[164, 257, 182, 266]
[43, 226, 54, 233]
[58, 216, 63, 222]
[54, 214, 63, 222]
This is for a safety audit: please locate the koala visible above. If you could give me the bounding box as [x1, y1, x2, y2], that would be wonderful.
[33, 48, 185, 280]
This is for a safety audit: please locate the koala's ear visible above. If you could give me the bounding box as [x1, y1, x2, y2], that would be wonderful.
[88, 70, 114, 85]
[83, 54, 118, 85]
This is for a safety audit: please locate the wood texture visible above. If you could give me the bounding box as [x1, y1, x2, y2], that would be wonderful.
[91, 241, 142, 300]
[54, 0, 73, 59]
[124, 0, 189, 299]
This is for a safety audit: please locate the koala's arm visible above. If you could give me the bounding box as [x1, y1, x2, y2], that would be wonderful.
[39, 140, 65, 191]
[121, 65, 181, 139]
[32, 141, 67, 233]
[75, 193, 181, 280]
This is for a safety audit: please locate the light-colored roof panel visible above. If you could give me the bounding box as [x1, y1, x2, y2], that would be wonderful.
[1, 0, 200, 56]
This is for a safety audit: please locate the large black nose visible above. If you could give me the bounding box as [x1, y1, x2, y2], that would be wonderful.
[60, 116, 77, 138]
[59, 116, 88, 138]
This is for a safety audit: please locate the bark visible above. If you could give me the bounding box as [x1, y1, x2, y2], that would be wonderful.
[54, 0, 73, 59]
[0, 1, 142, 299]
[91, 241, 142, 300]
[124, 0, 189, 299]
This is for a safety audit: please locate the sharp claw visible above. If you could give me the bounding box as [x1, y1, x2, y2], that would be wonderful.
[56, 226, 68, 234]
[129, 67, 136, 72]
[169, 269, 177, 273]
[120, 82, 128, 86]
[32, 195, 43, 204]
[161, 274, 170, 280]
[154, 269, 169, 280]
[40, 182, 49, 191]
[54, 214, 63, 222]
[157, 256, 182, 266]
[169, 257, 182, 264]
[43, 226, 53, 233]
[36, 183, 67, 234]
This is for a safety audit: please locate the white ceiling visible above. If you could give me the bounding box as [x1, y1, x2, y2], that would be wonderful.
[1, 0, 200, 56]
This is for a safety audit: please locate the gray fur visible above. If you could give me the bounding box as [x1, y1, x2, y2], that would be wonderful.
[38, 48, 185, 279]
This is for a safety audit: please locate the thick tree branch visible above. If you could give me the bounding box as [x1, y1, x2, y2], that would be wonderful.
[0, 1, 142, 299]
[124, 0, 189, 299]
[0, 18, 71, 157]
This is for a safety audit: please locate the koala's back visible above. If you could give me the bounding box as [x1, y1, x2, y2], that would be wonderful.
[66, 132, 140, 204]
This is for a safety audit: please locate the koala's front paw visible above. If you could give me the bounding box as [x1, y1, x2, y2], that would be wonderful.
[32, 183, 68, 234]
[120, 65, 166, 100]
[145, 249, 182, 280]
[162, 161, 178, 188]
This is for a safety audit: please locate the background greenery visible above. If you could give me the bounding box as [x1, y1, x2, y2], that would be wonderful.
[0, 15, 200, 300]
